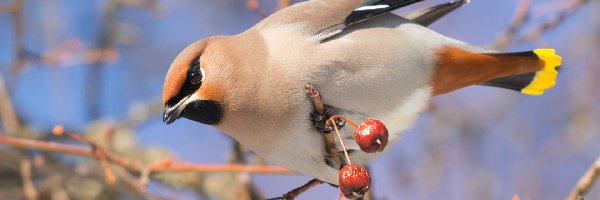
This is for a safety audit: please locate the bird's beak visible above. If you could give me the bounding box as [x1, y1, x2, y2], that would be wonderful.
[163, 106, 179, 124]
[163, 95, 190, 124]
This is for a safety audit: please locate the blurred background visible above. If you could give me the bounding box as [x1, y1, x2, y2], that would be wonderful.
[0, 0, 598, 199]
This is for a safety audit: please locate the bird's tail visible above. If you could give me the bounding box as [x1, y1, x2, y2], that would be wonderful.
[482, 49, 563, 96]
[432, 47, 562, 95]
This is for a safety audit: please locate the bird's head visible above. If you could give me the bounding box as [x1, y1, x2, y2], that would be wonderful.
[162, 38, 226, 125]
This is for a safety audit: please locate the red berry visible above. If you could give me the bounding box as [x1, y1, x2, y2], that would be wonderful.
[339, 164, 371, 199]
[353, 118, 388, 153]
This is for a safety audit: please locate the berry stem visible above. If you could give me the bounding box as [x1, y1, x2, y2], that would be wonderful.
[330, 117, 352, 165]
[328, 115, 359, 127]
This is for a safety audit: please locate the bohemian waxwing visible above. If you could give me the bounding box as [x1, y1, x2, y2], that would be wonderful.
[161, 0, 562, 184]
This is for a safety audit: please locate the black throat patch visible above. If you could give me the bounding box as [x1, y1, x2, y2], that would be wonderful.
[181, 100, 223, 125]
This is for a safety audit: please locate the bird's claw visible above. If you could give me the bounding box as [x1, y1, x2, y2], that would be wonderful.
[311, 104, 345, 133]
[306, 84, 345, 133]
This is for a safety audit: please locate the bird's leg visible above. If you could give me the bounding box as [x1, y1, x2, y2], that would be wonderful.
[306, 84, 343, 169]
[306, 85, 345, 133]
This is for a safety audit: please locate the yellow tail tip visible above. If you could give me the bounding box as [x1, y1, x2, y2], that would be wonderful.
[521, 49, 562, 96]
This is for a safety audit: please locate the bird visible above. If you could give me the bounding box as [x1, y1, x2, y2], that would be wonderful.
[161, 0, 562, 185]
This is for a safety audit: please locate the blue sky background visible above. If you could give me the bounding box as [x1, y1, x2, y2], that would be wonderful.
[1, 0, 599, 199]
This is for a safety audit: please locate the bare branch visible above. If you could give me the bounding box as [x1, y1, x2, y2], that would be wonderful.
[493, 0, 589, 50]
[9, 0, 25, 74]
[20, 159, 38, 200]
[0, 3, 16, 13]
[0, 73, 20, 135]
[493, 0, 533, 49]
[522, 0, 588, 43]
[267, 179, 324, 200]
[149, 161, 292, 174]
[0, 136, 293, 175]
[567, 157, 600, 200]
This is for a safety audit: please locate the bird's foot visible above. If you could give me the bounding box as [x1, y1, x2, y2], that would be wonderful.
[306, 84, 345, 133]
[311, 104, 346, 132]
[306, 84, 344, 169]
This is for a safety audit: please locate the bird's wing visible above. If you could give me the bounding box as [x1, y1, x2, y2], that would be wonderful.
[253, 0, 424, 40]
[403, 0, 469, 26]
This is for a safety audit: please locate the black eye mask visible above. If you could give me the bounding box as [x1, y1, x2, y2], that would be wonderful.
[166, 58, 203, 107]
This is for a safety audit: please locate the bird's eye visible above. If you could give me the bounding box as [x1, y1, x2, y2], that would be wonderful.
[189, 60, 202, 85]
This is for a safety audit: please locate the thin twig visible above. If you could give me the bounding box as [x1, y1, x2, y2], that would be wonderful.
[306, 84, 341, 167]
[228, 140, 262, 200]
[9, 0, 25, 74]
[60, 132, 139, 183]
[20, 159, 38, 200]
[112, 166, 162, 200]
[282, 179, 323, 200]
[139, 158, 172, 189]
[0, 136, 293, 175]
[97, 148, 117, 185]
[122, 100, 163, 128]
[7, 42, 118, 71]
[0, 73, 20, 135]
[493, 0, 533, 50]
[0, 3, 15, 13]
[85, 0, 121, 120]
[494, 0, 589, 50]
[267, 179, 324, 200]
[521, 0, 588, 43]
[566, 157, 600, 200]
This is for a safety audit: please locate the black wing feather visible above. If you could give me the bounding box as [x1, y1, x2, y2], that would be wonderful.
[345, 0, 425, 26]
[318, 0, 424, 40]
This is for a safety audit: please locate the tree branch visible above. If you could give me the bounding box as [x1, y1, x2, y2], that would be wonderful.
[493, 0, 589, 50]
[493, 0, 533, 49]
[267, 179, 324, 200]
[567, 157, 600, 200]
[0, 135, 293, 176]
[0, 73, 20, 135]
[19, 159, 38, 200]
[521, 0, 588, 44]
